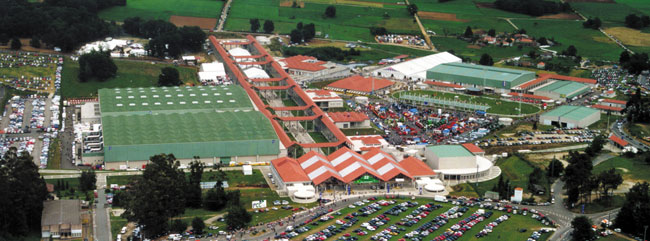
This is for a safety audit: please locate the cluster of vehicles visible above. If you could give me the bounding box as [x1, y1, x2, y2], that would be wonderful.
[475, 214, 509, 238]
[5, 96, 27, 133]
[431, 210, 493, 241]
[0, 52, 63, 92]
[477, 128, 600, 147]
[403, 206, 466, 240]
[0, 137, 35, 157]
[527, 228, 553, 241]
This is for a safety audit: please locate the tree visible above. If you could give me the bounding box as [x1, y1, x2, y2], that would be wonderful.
[191, 217, 205, 234]
[78, 50, 118, 82]
[407, 4, 418, 16]
[370, 27, 388, 36]
[563, 151, 593, 205]
[79, 169, 97, 192]
[178, 26, 206, 52]
[263, 20, 275, 34]
[10, 37, 21, 50]
[625, 14, 650, 29]
[563, 45, 578, 57]
[225, 205, 252, 230]
[583, 17, 601, 29]
[226, 189, 241, 207]
[121, 154, 187, 238]
[487, 29, 496, 37]
[123, 17, 143, 36]
[0, 148, 48, 239]
[203, 165, 228, 211]
[325, 5, 336, 18]
[302, 23, 316, 41]
[547, 158, 564, 178]
[463, 26, 473, 38]
[620, 51, 631, 64]
[619, 52, 650, 75]
[598, 168, 623, 200]
[571, 216, 595, 241]
[30, 36, 41, 48]
[249, 19, 260, 32]
[185, 160, 204, 208]
[614, 182, 650, 236]
[170, 219, 187, 234]
[158, 67, 182, 87]
[290, 29, 303, 43]
[585, 134, 605, 157]
[537, 37, 548, 46]
[479, 53, 494, 66]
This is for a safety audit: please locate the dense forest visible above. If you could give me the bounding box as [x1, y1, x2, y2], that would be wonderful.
[494, 0, 572, 16]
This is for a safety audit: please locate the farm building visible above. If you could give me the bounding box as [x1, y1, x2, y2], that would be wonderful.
[511, 73, 597, 93]
[41, 200, 83, 239]
[97, 85, 282, 169]
[269, 157, 316, 201]
[269, 147, 439, 196]
[304, 89, 343, 110]
[423, 144, 493, 182]
[348, 135, 390, 152]
[372, 52, 461, 82]
[539, 105, 600, 128]
[278, 55, 351, 82]
[531, 80, 591, 101]
[590, 99, 627, 115]
[326, 75, 395, 95]
[600, 99, 627, 109]
[426, 63, 536, 93]
[609, 134, 629, 149]
[328, 111, 370, 129]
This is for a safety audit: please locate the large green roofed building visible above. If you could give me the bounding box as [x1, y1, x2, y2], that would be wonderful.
[533, 81, 590, 100]
[539, 105, 600, 128]
[426, 63, 535, 92]
[97, 85, 281, 169]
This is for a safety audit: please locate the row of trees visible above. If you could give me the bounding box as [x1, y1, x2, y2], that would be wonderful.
[284, 46, 360, 61]
[583, 17, 602, 30]
[624, 14, 650, 30]
[494, 0, 572, 17]
[120, 154, 251, 238]
[289, 22, 316, 43]
[1, 0, 113, 51]
[122, 17, 206, 58]
[0, 148, 49, 240]
[249, 19, 275, 34]
[622, 89, 650, 124]
[619, 51, 650, 75]
[78, 50, 118, 82]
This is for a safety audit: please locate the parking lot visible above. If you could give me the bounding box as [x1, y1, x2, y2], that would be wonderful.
[477, 129, 600, 148]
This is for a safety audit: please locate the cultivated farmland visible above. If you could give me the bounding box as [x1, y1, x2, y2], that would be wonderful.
[98, 0, 223, 21]
[224, 0, 419, 41]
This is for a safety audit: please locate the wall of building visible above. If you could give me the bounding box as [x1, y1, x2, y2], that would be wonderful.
[104, 154, 280, 170]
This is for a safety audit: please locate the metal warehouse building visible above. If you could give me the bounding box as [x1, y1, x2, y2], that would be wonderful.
[98, 85, 282, 169]
[426, 63, 536, 93]
[531, 81, 590, 101]
[539, 105, 600, 128]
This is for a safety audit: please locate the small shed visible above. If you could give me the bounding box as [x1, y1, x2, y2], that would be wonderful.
[242, 165, 253, 175]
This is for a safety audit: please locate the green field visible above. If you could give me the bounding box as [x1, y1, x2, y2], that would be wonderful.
[225, 0, 419, 41]
[295, 197, 552, 241]
[511, 19, 622, 61]
[98, 0, 223, 21]
[593, 156, 650, 183]
[571, 0, 649, 27]
[44, 178, 94, 200]
[628, 123, 650, 143]
[394, 90, 540, 115]
[61, 57, 199, 98]
[432, 37, 539, 62]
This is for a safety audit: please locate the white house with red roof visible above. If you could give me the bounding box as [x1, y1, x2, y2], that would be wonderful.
[608, 134, 629, 149]
[328, 111, 371, 129]
[348, 135, 390, 152]
[599, 99, 627, 109]
[277, 55, 350, 82]
[304, 89, 343, 110]
[270, 157, 316, 201]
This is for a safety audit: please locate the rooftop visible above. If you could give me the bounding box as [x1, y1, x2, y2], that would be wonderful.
[102, 111, 277, 146]
[98, 86, 253, 115]
[378, 52, 461, 78]
[42, 200, 81, 226]
[609, 134, 629, 147]
[428, 62, 534, 83]
[537, 81, 588, 96]
[546, 74, 596, 85]
[271, 157, 311, 182]
[327, 75, 394, 93]
[462, 143, 485, 153]
[602, 99, 627, 105]
[541, 105, 599, 121]
[424, 81, 462, 89]
[328, 111, 369, 122]
[591, 104, 623, 112]
[399, 156, 436, 177]
[279, 55, 327, 72]
[427, 145, 474, 158]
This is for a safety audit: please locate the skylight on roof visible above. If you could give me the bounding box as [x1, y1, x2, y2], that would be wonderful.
[202, 93, 208, 96]
[116, 104, 123, 107]
[204, 101, 211, 104]
[167, 102, 173, 105]
[153, 95, 159, 98]
[229, 100, 236, 103]
[154, 102, 161, 105]
[165, 95, 171, 97]
[116, 96, 122, 99]
[142, 103, 148, 106]
[128, 96, 134, 99]
[178, 94, 184, 97]
[214, 93, 220, 96]
[189, 94, 196, 97]
[179, 101, 186, 104]
[141, 95, 147, 98]
[217, 100, 223, 103]
[192, 101, 198, 104]
[129, 103, 135, 106]
[226, 92, 232, 95]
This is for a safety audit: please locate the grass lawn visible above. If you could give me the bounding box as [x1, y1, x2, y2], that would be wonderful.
[110, 213, 129, 241]
[295, 197, 552, 241]
[394, 90, 540, 115]
[61, 57, 199, 98]
[341, 128, 383, 136]
[593, 156, 650, 183]
[571, 1, 643, 27]
[431, 37, 538, 62]
[510, 19, 622, 61]
[225, 0, 419, 42]
[45, 177, 95, 201]
[570, 195, 625, 214]
[309, 131, 330, 143]
[46, 138, 61, 169]
[449, 183, 480, 198]
[237, 188, 318, 225]
[98, 0, 223, 21]
[588, 114, 622, 130]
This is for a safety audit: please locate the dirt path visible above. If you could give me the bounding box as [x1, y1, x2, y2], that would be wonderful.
[217, 0, 233, 31]
[403, 0, 434, 51]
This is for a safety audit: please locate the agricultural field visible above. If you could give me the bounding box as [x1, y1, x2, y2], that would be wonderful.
[225, 0, 419, 41]
[292, 197, 553, 241]
[510, 19, 622, 61]
[432, 37, 538, 62]
[98, 0, 223, 21]
[61, 57, 199, 98]
[393, 90, 540, 115]
[570, 0, 650, 27]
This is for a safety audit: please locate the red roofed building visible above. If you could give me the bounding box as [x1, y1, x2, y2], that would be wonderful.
[305, 89, 343, 110]
[609, 134, 629, 149]
[462, 143, 485, 156]
[590, 104, 624, 115]
[399, 156, 436, 177]
[600, 99, 627, 108]
[278, 55, 351, 82]
[326, 75, 395, 95]
[603, 90, 616, 98]
[328, 111, 370, 129]
[349, 135, 389, 152]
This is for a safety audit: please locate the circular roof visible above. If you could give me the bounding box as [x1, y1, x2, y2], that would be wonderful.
[294, 190, 315, 199]
[424, 183, 445, 192]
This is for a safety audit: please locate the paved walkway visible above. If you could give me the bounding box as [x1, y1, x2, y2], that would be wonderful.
[529, 144, 588, 153]
[94, 174, 111, 241]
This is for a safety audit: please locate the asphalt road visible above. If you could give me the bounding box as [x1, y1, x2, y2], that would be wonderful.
[94, 174, 111, 241]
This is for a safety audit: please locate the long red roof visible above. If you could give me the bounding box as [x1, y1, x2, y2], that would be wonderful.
[271, 157, 311, 182]
[609, 134, 629, 147]
[327, 75, 394, 93]
[545, 74, 597, 84]
[328, 111, 369, 122]
[602, 99, 627, 105]
[591, 104, 623, 112]
[399, 156, 436, 177]
[279, 55, 327, 72]
[462, 143, 485, 153]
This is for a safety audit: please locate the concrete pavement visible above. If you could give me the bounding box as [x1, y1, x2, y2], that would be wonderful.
[94, 174, 111, 241]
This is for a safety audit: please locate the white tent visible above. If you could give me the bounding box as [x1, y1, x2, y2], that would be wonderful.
[242, 165, 253, 175]
[229, 47, 251, 57]
[200, 62, 225, 73]
[373, 52, 461, 81]
[243, 67, 270, 79]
